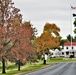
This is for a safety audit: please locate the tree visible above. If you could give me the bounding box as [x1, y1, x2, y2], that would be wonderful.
[34, 23, 60, 64]
[0, 0, 22, 73]
[7, 22, 34, 70]
[67, 34, 73, 42]
[0, 26, 7, 73]
[44, 23, 60, 36]
[73, 18, 76, 41]
[0, 22, 35, 72]
[73, 18, 76, 27]
[0, 0, 35, 73]
[60, 39, 68, 49]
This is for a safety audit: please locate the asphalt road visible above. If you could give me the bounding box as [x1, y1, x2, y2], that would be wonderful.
[21, 62, 76, 75]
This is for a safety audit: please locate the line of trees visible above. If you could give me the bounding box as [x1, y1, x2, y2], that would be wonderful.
[0, 0, 36, 73]
[0, 0, 62, 74]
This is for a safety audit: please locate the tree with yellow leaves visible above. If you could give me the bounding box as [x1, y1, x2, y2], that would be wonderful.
[34, 23, 60, 64]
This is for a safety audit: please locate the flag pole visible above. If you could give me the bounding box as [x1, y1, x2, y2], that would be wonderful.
[70, 4, 72, 49]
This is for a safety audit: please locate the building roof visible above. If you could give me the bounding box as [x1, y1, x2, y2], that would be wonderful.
[64, 42, 76, 46]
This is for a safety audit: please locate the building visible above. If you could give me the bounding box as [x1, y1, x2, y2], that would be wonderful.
[49, 49, 60, 58]
[61, 42, 76, 58]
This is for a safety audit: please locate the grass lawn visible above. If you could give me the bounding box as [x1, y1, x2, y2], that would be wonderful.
[0, 57, 76, 75]
[0, 63, 55, 75]
[50, 57, 76, 62]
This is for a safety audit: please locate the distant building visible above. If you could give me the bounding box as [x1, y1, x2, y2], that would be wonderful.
[61, 42, 76, 58]
[49, 49, 60, 58]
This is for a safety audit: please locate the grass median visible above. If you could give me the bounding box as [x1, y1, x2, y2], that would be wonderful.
[0, 63, 55, 75]
[0, 57, 76, 75]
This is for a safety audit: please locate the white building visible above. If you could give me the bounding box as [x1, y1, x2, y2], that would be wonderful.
[49, 49, 60, 57]
[61, 42, 76, 58]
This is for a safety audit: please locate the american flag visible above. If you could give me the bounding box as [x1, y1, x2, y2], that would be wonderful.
[73, 13, 76, 17]
[71, 6, 76, 9]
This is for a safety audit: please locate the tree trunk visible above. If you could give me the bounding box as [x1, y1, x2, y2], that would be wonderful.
[18, 60, 20, 71]
[43, 59, 46, 64]
[2, 56, 6, 74]
[43, 53, 47, 65]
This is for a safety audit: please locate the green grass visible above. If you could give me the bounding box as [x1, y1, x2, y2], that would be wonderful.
[0, 64, 54, 75]
[0, 57, 76, 75]
[50, 57, 76, 62]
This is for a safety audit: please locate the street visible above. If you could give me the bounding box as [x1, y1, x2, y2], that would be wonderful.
[21, 62, 76, 75]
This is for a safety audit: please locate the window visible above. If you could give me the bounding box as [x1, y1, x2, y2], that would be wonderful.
[66, 47, 68, 49]
[66, 52, 69, 55]
[72, 47, 73, 49]
[62, 52, 64, 55]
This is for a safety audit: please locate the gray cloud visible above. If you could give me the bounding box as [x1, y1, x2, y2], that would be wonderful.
[13, 0, 76, 39]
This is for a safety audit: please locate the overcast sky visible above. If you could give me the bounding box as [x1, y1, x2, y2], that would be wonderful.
[12, 0, 76, 39]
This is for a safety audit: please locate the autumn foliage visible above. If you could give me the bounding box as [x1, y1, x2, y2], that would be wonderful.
[0, 22, 34, 62]
[34, 23, 60, 54]
[0, 0, 61, 73]
[0, 0, 35, 65]
[8, 22, 34, 63]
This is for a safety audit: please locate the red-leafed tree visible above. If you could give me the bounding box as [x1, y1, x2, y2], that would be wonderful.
[0, 0, 22, 73]
[0, 0, 35, 73]
[8, 22, 34, 71]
